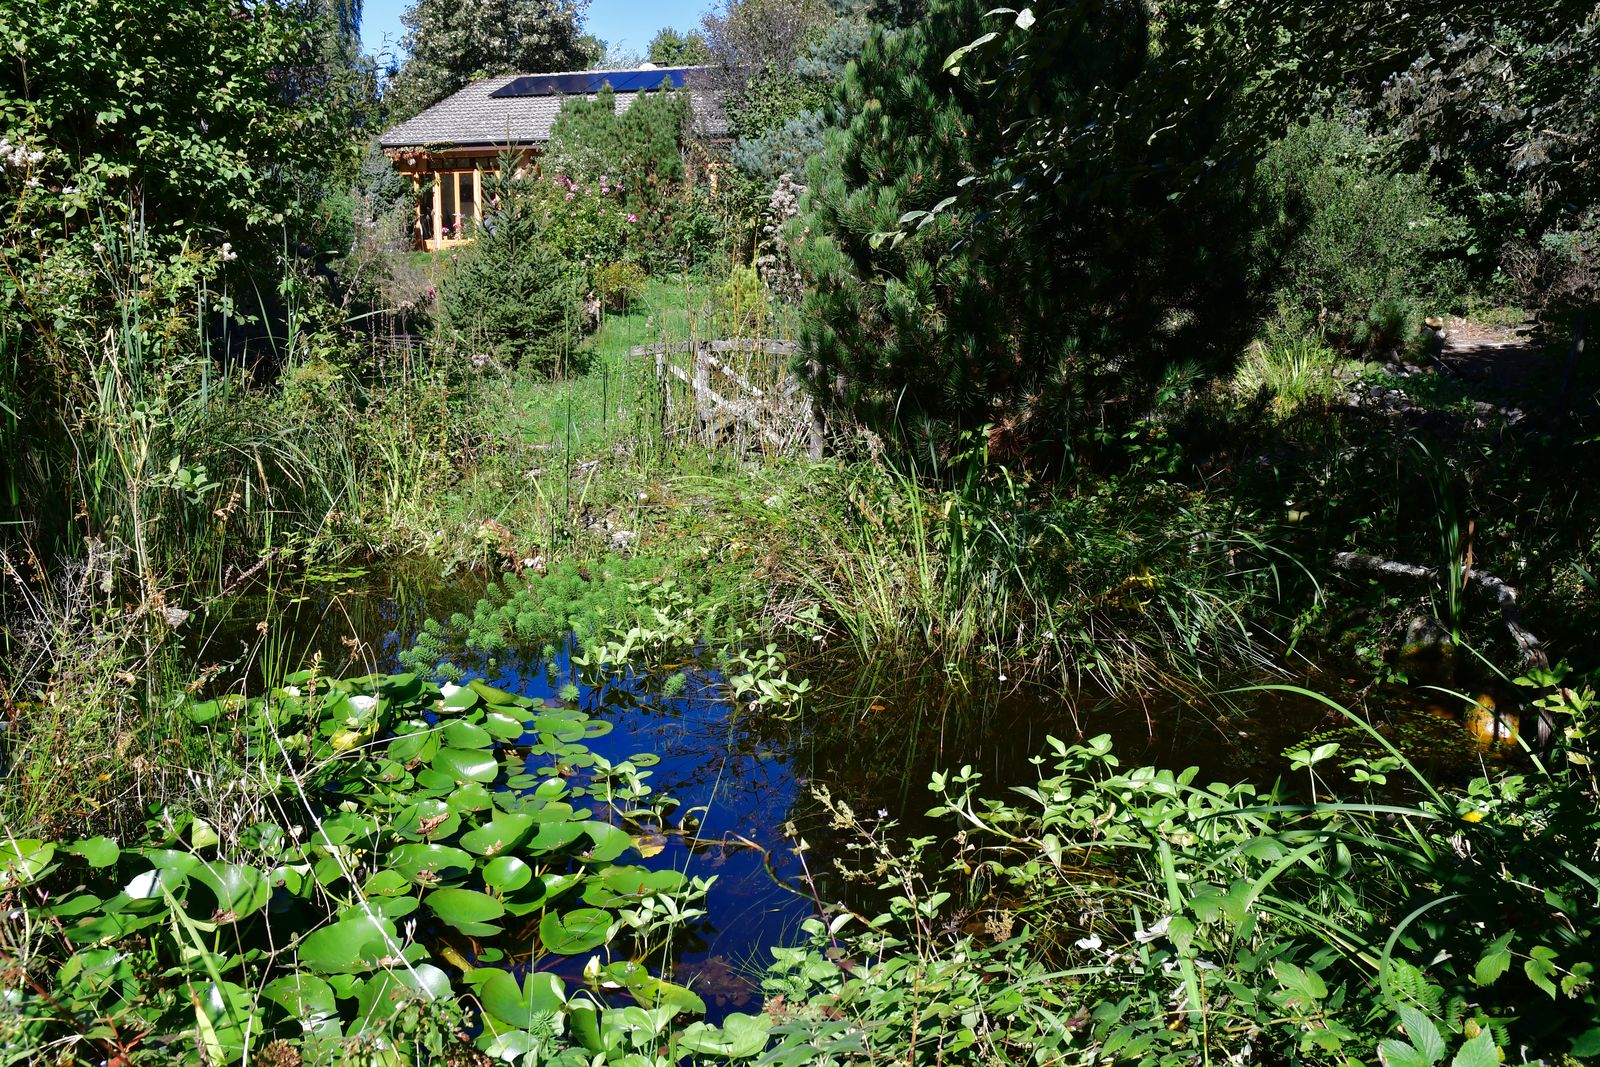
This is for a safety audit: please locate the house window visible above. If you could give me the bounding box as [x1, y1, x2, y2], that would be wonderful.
[441, 172, 458, 239]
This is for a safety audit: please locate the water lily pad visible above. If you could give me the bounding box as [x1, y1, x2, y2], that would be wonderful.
[191, 862, 269, 921]
[125, 866, 188, 901]
[481, 969, 566, 1029]
[363, 869, 410, 896]
[528, 822, 585, 852]
[355, 964, 451, 1025]
[394, 799, 460, 841]
[442, 686, 481, 711]
[538, 907, 613, 954]
[443, 720, 492, 749]
[484, 711, 526, 741]
[184, 699, 223, 724]
[0, 838, 54, 889]
[483, 856, 533, 894]
[388, 729, 440, 765]
[262, 973, 340, 1036]
[297, 913, 400, 974]
[581, 822, 632, 863]
[461, 813, 535, 857]
[65, 836, 119, 868]
[425, 887, 505, 936]
[468, 679, 523, 705]
[433, 747, 499, 783]
[387, 843, 473, 885]
[448, 781, 495, 812]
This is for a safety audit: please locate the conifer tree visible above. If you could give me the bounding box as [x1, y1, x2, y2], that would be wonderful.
[792, 0, 1268, 466]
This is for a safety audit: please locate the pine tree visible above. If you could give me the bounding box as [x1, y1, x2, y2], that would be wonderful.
[387, 0, 598, 121]
[792, 0, 1269, 466]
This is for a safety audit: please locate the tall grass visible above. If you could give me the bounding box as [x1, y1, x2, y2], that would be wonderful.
[724, 457, 1281, 698]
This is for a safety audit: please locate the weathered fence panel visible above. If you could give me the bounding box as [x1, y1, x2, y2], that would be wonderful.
[630, 339, 822, 457]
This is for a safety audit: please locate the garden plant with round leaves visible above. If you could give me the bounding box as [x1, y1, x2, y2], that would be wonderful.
[0, 669, 775, 1065]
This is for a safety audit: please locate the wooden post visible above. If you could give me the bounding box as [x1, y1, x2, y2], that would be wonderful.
[411, 174, 421, 248]
[431, 173, 443, 247]
[472, 165, 483, 231]
[694, 344, 711, 442]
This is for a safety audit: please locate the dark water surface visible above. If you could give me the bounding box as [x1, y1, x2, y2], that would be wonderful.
[198, 563, 1434, 1016]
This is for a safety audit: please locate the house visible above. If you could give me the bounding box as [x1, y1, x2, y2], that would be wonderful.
[379, 65, 726, 250]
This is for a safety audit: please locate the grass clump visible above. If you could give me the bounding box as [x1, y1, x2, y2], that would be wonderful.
[1233, 332, 1345, 416]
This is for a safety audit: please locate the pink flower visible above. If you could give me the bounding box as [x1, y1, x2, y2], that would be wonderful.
[626, 213, 638, 223]
[565, 191, 573, 201]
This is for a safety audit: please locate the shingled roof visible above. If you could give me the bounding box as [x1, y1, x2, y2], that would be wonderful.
[378, 66, 727, 150]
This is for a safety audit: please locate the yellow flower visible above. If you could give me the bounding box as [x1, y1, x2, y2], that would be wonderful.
[1461, 810, 1486, 823]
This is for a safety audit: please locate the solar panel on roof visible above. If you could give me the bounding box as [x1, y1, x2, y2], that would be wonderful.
[489, 67, 695, 99]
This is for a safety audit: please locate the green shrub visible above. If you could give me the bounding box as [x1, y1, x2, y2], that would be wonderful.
[1263, 112, 1468, 349]
[593, 261, 648, 312]
[438, 172, 582, 374]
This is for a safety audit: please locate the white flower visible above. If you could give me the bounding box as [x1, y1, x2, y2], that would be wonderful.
[348, 694, 377, 713]
[219, 241, 237, 262]
[1134, 915, 1172, 943]
[283, 685, 302, 697]
[1074, 934, 1103, 951]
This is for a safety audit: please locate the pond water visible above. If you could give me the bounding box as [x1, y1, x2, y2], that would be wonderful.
[196, 563, 1504, 1019]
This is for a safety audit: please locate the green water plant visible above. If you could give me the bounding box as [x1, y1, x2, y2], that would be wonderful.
[761, 674, 1600, 1064]
[0, 667, 777, 1064]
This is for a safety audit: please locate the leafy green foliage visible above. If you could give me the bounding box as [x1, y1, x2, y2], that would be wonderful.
[1262, 113, 1467, 346]
[766, 676, 1600, 1064]
[646, 27, 710, 66]
[792, 0, 1271, 464]
[385, 0, 598, 122]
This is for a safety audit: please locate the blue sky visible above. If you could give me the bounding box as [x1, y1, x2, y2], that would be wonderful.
[360, 0, 711, 64]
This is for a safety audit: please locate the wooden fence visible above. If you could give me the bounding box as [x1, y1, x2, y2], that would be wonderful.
[629, 339, 823, 458]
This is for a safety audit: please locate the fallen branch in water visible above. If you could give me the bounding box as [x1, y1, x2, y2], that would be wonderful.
[1332, 551, 1547, 670]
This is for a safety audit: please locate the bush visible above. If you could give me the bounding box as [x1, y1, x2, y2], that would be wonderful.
[593, 261, 648, 311]
[1263, 112, 1468, 348]
[438, 173, 582, 373]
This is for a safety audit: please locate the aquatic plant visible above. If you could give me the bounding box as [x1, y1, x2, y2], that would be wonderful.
[0, 667, 778, 1064]
[762, 673, 1600, 1064]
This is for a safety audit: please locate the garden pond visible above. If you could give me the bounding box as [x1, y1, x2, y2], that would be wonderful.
[184, 562, 1524, 1024]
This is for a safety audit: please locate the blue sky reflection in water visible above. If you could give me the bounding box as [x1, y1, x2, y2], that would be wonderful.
[482, 640, 810, 1015]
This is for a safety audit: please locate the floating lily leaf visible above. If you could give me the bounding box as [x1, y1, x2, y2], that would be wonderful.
[387, 843, 473, 885]
[184, 699, 222, 724]
[443, 720, 493, 749]
[483, 856, 533, 894]
[355, 964, 451, 1025]
[581, 822, 632, 863]
[448, 781, 495, 812]
[461, 812, 535, 857]
[64, 837, 117, 868]
[528, 822, 585, 852]
[481, 969, 566, 1030]
[388, 729, 440, 765]
[297, 913, 400, 974]
[394, 799, 460, 841]
[631, 833, 667, 859]
[442, 686, 481, 711]
[582, 719, 613, 739]
[433, 747, 499, 783]
[538, 907, 613, 954]
[125, 866, 187, 902]
[191, 862, 269, 922]
[363, 869, 410, 896]
[425, 888, 506, 936]
[468, 679, 523, 705]
[482, 1030, 539, 1059]
[0, 838, 55, 889]
[484, 711, 526, 741]
[261, 973, 341, 1036]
